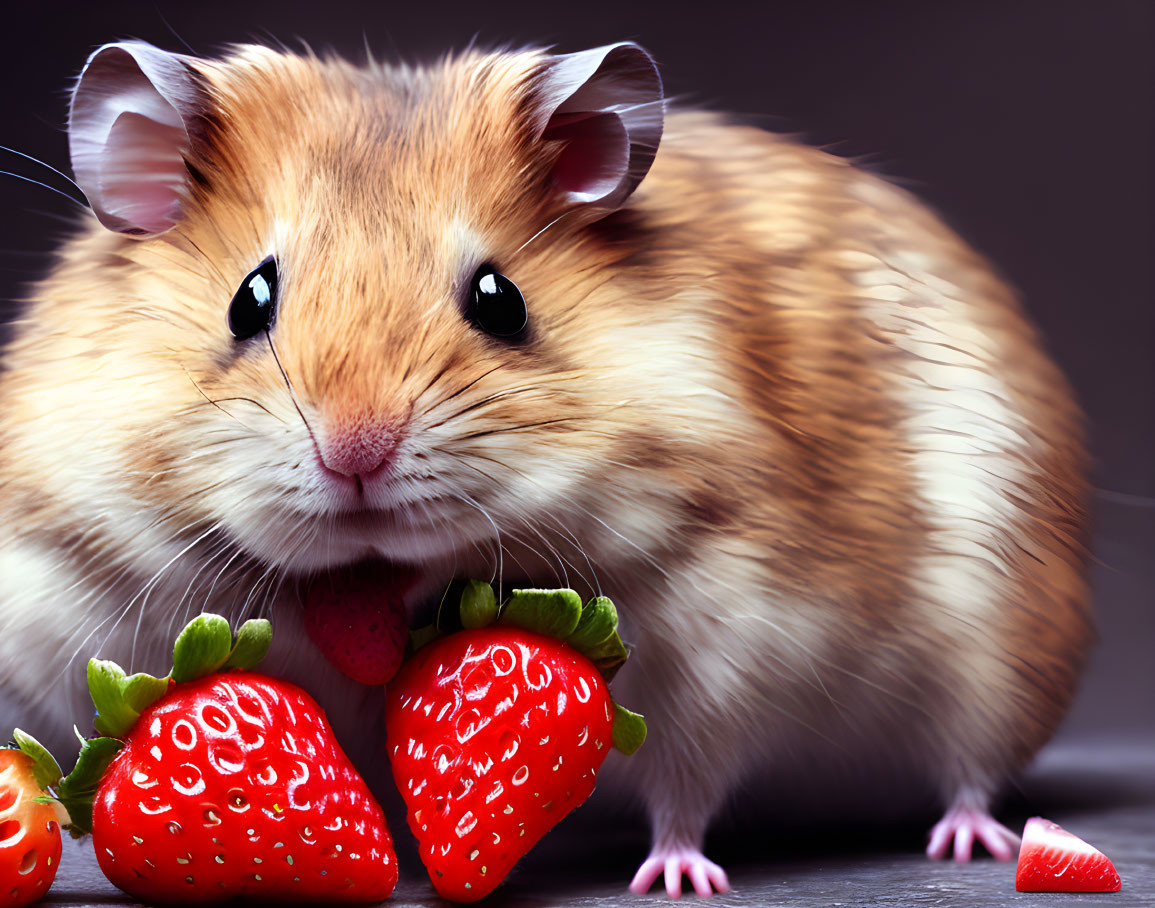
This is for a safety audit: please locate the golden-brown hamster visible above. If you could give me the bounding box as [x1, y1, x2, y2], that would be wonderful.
[0, 40, 1091, 897]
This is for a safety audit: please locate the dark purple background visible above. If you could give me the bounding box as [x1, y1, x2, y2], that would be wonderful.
[1, 0, 1150, 738]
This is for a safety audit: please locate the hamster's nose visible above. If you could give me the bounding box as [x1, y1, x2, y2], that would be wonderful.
[318, 423, 399, 480]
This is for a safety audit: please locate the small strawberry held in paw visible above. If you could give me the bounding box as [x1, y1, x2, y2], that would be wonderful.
[56, 613, 398, 903]
[1015, 816, 1121, 892]
[387, 581, 646, 903]
[305, 560, 415, 684]
[0, 731, 66, 907]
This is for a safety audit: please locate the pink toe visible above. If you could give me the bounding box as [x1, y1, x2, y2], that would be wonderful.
[707, 861, 732, 893]
[630, 857, 663, 895]
[664, 858, 684, 899]
[976, 820, 1018, 861]
[926, 821, 952, 860]
[953, 823, 975, 862]
[688, 862, 711, 897]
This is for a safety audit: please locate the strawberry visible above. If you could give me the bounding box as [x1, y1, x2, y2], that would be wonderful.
[1015, 816, 1122, 892]
[303, 560, 414, 685]
[386, 581, 646, 902]
[54, 613, 398, 903]
[0, 731, 66, 907]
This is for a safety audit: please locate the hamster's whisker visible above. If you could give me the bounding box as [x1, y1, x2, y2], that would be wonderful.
[130, 523, 227, 667]
[171, 537, 239, 642]
[512, 209, 573, 257]
[0, 170, 90, 210]
[458, 416, 581, 441]
[181, 365, 260, 430]
[421, 384, 562, 430]
[59, 515, 217, 661]
[160, 232, 232, 293]
[409, 496, 463, 581]
[413, 363, 508, 422]
[446, 490, 505, 594]
[266, 333, 321, 450]
[398, 317, 437, 385]
[447, 447, 672, 584]
[181, 385, 286, 427]
[256, 515, 323, 618]
[240, 559, 281, 617]
[532, 507, 601, 595]
[200, 546, 249, 614]
[0, 145, 86, 197]
[447, 454, 591, 592]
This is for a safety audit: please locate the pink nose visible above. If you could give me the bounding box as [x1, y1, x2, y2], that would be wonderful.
[319, 427, 398, 478]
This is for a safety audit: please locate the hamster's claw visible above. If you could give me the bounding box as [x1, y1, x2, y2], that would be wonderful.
[926, 804, 1020, 862]
[629, 846, 731, 898]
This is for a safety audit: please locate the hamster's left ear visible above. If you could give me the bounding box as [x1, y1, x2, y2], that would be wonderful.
[533, 43, 664, 211]
[68, 42, 206, 236]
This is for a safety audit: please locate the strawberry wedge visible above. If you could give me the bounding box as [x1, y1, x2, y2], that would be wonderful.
[1015, 817, 1121, 892]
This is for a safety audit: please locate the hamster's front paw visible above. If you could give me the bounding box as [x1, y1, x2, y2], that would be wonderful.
[926, 792, 1020, 862]
[629, 844, 731, 898]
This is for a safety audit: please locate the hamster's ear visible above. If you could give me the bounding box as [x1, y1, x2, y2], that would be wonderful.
[69, 42, 204, 236]
[533, 43, 664, 211]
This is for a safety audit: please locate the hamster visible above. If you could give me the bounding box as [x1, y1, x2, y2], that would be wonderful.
[0, 40, 1091, 897]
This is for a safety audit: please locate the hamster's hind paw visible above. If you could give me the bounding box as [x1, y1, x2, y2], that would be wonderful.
[629, 846, 731, 898]
[926, 803, 1020, 862]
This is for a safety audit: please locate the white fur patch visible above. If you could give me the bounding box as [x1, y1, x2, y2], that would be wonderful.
[847, 242, 1034, 784]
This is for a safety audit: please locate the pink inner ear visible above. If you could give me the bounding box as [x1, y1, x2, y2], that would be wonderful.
[99, 111, 188, 235]
[542, 111, 628, 202]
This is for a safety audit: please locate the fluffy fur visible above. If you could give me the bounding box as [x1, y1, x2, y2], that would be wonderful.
[0, 43, 1091, 891]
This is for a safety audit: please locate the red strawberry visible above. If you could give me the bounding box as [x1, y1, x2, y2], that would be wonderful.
[304, 561, 415, 685]
[54, 614, 398, 903]
[1015, 816, 1122, 892]
[386, 582, 646, 902]
[0, 732, 65, 907]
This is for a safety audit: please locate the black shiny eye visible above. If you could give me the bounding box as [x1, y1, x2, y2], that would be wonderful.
[468, 265, 527, 339]
[228, 257, 279, 340]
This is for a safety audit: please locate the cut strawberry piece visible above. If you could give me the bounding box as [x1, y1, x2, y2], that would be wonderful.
[1015, 816, 1121, 892]
[304, 560, 415, 685]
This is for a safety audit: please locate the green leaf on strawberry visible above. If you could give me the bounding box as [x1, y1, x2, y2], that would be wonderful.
[568, 596, 618, 651]
[459, 579, 498, 629]
[498, 588, 583, 638]
[87, 662, 170, 739]
[11, 727, 63, 790]
[52, 734, 123, 837]
[171, 612, 234, 682]
[611, 704, 647, 756]
[221, 616, 273, 670]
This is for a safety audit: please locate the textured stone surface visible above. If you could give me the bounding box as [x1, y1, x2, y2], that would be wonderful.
[44, 735, 1153, 906]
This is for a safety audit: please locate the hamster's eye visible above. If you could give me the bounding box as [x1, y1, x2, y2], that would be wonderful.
[467, 265, 527, 340]
[228, 257, 279, 340]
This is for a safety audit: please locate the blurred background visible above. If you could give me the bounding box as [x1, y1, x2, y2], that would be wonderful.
[0, 0, 1150, 750]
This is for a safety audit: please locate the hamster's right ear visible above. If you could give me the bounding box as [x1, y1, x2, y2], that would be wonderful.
[69, 42, 206, 237]
[532, 43, 664, 212]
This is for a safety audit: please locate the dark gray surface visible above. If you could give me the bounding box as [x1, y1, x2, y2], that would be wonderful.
[45, 734, 1155, 906]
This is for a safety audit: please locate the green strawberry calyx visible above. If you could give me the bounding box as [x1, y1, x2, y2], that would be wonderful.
[89, 614, 272, 738]
[420, 580, 648, 756]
